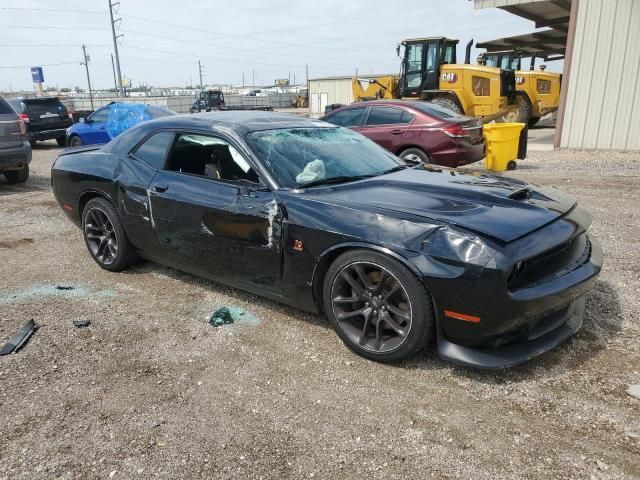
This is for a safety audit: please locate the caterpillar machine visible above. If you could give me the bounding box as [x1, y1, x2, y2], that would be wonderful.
[477, 49, 561, 126]
[352, 37, 519, 122]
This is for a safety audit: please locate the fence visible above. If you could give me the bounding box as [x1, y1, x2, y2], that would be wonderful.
[67, 94, 298, 114]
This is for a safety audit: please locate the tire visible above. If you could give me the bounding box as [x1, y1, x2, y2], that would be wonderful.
[429, 97, 462, 114]
[399, 147, 430, 165]
[4, 165, 29, 184]
[69, 136, 82, 147]
[323, 249, 435, 363]
[56, 137, 66, 147]
[29, 140, 37, 148]
[527, 116, 540, 128]
[82, 197, 137, 272]
[499, 94, 531, 123]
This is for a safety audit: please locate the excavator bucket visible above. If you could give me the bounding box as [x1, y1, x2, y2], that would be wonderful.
[352, 75, 399, 102]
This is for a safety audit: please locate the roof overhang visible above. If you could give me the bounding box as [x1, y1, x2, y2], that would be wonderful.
[476, 29, 567, 59]
[474, 0, 572, 33]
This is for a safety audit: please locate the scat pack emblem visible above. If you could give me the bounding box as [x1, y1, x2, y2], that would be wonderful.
[441, 72, 457, 83]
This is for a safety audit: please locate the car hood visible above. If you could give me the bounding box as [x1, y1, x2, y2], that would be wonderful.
[303, 166, 577, 243]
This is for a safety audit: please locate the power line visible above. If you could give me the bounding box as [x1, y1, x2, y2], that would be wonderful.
[0, 24, 108, 31]
[0, 61, 79, 69]
[119, 29, 382, 63]
[0, 7, 103, 14]
[248, 0, 456, 36]
[0, 44, 110, 47]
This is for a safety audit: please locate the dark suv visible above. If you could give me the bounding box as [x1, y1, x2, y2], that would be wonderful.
[0, 96, 31, 183]
[7, 97, 73, 147]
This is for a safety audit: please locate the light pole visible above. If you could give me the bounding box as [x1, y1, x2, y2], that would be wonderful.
[81, 44, 94, 110]
[109, 0, 125, 97]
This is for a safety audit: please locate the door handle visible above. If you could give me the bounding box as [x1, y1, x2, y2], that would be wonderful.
[153, 184, 169, 193]
[390, 129, 405, 135]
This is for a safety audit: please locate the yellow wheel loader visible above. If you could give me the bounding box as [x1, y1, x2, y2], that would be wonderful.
[478, 50, 561, 126]
[352, 37, 519, 122]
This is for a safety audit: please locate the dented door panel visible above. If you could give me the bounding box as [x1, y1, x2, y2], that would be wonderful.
[148, 170, 282, 292]
[116, 156, 160, 252]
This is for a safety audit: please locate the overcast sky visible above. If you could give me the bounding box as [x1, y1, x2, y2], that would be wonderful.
[0, 0, 562, 91]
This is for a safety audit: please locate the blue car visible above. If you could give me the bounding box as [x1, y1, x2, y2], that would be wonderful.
[65, 102, 176, 147]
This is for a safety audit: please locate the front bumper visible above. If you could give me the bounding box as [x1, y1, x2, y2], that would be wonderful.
[29, 128, 68, 141]
[0, 142, 32, 171]
[438, 296, 585, 369]
[432, 229, 602, 369]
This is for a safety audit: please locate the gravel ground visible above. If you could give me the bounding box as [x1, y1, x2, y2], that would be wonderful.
[1, 142, 639, 479]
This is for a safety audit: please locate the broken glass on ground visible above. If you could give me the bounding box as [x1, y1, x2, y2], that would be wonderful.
[207, 306, 259, 327]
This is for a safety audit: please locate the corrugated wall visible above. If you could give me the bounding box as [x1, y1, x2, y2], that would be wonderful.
[561, 0, 640, 150]
[308, 79, 354, 108]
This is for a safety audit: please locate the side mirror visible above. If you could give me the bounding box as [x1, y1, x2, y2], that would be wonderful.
[79, 117, 85, 123]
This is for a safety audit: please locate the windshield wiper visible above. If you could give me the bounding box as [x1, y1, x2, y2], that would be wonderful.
[378, 165, 409, 175]
[298, 174, 376, 188]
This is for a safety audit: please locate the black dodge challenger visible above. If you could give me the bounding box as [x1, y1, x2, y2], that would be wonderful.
[52, 112, 602, 368]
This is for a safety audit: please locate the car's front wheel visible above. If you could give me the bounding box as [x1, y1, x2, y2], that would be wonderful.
[323, 250, 435, 362]
[82, 198, 136, 272]
[69, 136, 82, 147]
[4, 166, 29, 184]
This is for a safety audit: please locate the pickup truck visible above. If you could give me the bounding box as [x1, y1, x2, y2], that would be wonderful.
[190, 89, 273, 113]
[0, 96, 31, 183]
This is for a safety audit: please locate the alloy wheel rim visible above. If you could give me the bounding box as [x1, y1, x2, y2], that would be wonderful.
[84, 207, 118, 265]
[331, 261, 413, 353]
[403, 153, 422, 164]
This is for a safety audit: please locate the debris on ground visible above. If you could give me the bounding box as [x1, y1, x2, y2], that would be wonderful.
[0, 284, 114, 306]
[208, 307, 236, 327]
[627, 384, 640, 400]
[73, 319, 91, 328]
[0, 319, 37, 356]
[207, 306, 258, 327]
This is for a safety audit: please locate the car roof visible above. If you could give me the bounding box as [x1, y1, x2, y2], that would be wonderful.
[142, 111, 332, 134]
[8, 96, 63, 102]
[331, 100, 424, 110]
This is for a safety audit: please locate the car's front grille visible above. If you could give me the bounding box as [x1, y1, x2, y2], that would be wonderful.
[509, 234, 592, 291]
[482, 302, 573, 349]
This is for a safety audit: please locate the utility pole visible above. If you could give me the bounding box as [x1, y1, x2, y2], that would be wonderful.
[242, 72, 245, 87]
[198, 61, 204, 89]
[110, 54, 118, 92]
[81, 44, 94, 110]
[108, 0, 124, 98]
[252, 68, 255, 87]
[305, 64, 309, 84]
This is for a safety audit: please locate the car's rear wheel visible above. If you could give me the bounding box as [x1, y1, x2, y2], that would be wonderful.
[82, 198, 136, 272]
[4, 165, 29, 184]
[56, 137, 66, 147]
[400, 147, 430, 165]
[323, 250, 434, 362]
[69, 136, 82, 147]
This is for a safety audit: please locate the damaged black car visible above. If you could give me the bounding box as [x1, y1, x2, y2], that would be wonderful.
[51, 112, 602, 368]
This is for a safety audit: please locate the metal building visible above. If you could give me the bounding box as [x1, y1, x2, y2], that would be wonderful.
[308, 74, 393, 114]
[475, 0, 640, 151]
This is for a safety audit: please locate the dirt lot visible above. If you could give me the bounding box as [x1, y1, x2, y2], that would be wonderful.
[1, 142, 639, 479]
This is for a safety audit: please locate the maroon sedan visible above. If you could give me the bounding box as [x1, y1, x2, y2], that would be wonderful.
[321, 100, 485, 167]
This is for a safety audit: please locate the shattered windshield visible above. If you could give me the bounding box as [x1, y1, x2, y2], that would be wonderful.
[247, 127, 403, 188]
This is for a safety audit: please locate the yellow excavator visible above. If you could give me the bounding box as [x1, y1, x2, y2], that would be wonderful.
[352, 37, 519, 121]
[477, 50, 561, 126]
